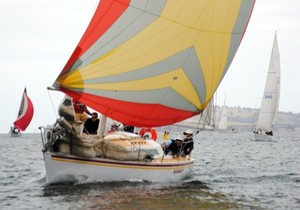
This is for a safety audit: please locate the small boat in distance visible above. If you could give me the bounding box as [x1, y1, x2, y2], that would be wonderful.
[254, 32, 281, 141]
[39, 1, 255, 184]
[9, 87, 34, 137]
[218, 97, 228, 132]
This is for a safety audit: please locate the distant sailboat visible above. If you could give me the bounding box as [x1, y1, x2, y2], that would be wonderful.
[218, 97, 228, 132]
[39, 1, 255, 184]
[9, 87, 34, 137]
[254, 32, 280, 140]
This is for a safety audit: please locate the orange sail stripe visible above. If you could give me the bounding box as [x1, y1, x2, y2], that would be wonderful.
[62, 89, 196, 127]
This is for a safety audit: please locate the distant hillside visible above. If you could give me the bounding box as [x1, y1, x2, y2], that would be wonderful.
[214, 106, 300, 131]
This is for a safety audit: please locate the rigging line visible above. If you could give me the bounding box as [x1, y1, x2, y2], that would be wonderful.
[197, 113, 204, 130]
[47, 89, 58, 119]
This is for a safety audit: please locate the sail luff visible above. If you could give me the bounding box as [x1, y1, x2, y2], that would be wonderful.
[271, 33, 281, 126]
[16, 87, 26, 119]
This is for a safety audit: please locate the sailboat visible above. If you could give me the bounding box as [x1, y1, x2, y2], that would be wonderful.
[39, 1, 255, 184]
[218, 98, 228, 132]
[254, 32, 280, 141]
[9, 87, 34, 137]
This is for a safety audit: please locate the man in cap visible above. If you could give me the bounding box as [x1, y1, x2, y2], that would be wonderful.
[161, 135, 183, 157]
[182, 129, 194, 156]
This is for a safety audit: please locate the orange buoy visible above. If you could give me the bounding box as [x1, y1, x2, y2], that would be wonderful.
[139, 128, 157, 141]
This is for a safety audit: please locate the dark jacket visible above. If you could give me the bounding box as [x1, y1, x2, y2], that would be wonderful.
[123, 124, 134, 133]
[83, 118, 100, 134]
[164, 140, 182, 155]
[182, 137, 194, 155]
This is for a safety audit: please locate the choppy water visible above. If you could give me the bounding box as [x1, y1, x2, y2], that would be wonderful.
[0, 131, 299, 209]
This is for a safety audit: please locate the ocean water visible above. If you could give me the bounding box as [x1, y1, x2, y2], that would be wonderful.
[0, 131, 299, 209]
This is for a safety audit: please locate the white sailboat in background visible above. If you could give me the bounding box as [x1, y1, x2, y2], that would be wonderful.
[218, 96, 228, 132]
[254, 32, 281, 141]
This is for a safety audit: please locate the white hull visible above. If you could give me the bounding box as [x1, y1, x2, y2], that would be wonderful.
[40, 98, 194, 184]
[253, 133, 272, 141]
[43, 152, 194, 184]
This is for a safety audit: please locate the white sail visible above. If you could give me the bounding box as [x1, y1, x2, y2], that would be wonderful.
[256, 33, 281, 133]
[218, 104, 228, 131]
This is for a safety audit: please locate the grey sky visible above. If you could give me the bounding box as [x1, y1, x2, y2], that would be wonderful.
[0, 0, 299, 133]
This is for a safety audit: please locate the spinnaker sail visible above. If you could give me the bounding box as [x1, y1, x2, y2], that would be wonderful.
[13, 87, 34, 131]
[52, 0, 255, 127]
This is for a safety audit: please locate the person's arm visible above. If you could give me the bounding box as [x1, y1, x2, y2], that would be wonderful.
[84, 105, 92, 115]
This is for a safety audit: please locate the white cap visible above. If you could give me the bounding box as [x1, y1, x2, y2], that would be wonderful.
[175, 135, 183, 141]
[183, 129, 193, 135]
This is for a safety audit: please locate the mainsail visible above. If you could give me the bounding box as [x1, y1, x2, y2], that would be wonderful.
[256, 33, 281, 132]
[52, 0, 255, 127]
[13, 88, 34, 131]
